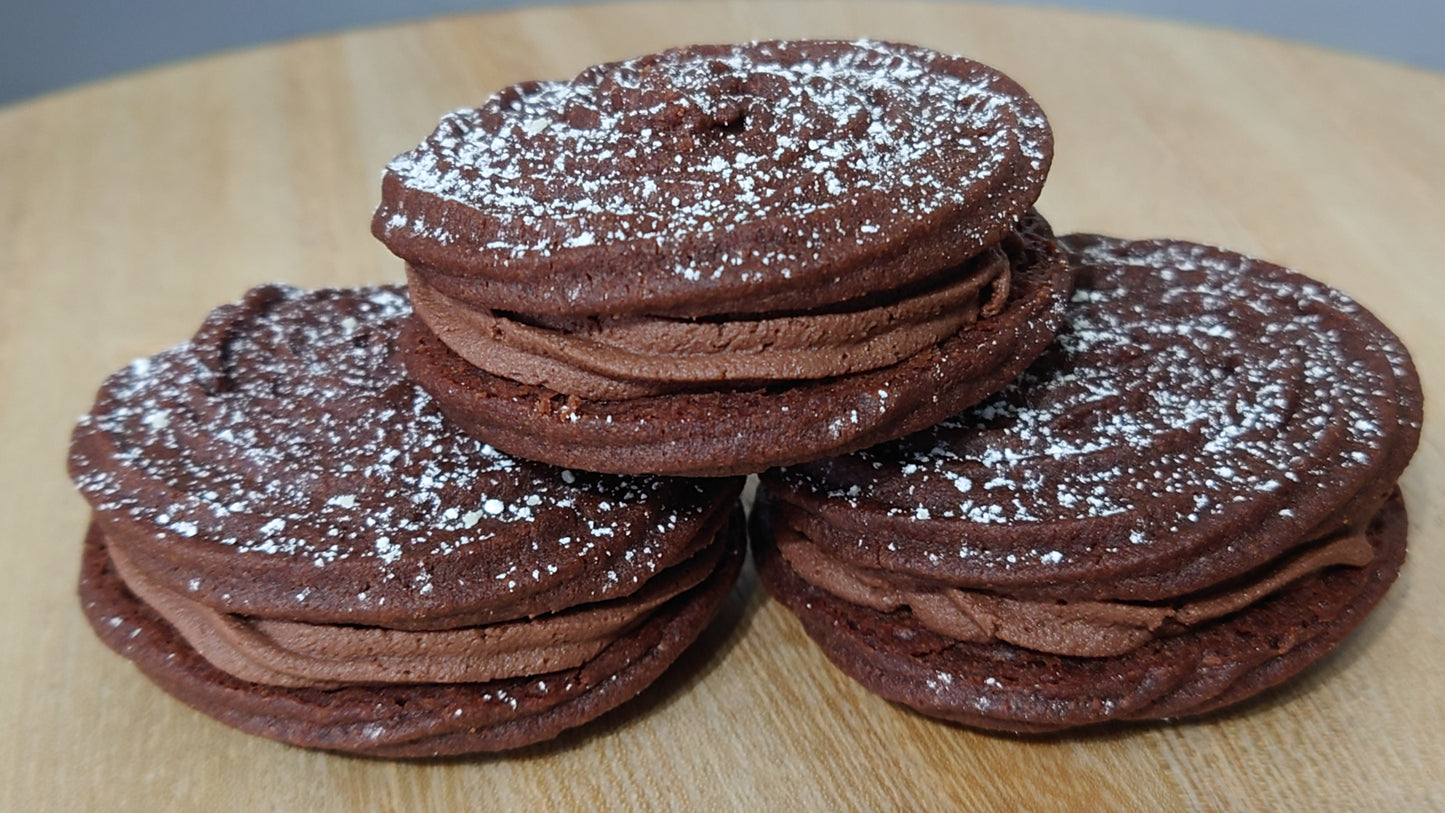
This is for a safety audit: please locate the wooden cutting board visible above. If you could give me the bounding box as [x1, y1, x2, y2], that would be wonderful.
[2, 2, 1441, 809]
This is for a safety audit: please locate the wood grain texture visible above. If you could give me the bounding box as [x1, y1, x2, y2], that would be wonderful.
[2, 2, 1442, 810]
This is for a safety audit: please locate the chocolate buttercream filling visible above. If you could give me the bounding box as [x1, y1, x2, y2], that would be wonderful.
[107, 535, 720, 688]
[775, 523, 1376, 658]
[407, 245, 1011, 399]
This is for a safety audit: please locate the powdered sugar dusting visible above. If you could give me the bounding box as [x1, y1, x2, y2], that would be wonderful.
[70, 286, 718, 603]
[379, 39, 1048, 280]
[778, 237, 1414, 572]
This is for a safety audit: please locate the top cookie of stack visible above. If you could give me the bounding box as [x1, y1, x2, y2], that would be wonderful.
[374, 39, 1072, 476]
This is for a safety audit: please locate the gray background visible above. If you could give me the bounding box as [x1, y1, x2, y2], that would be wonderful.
[2, 0, 1442, 107]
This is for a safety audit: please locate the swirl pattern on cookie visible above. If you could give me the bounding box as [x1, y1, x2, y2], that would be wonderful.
[374, 39, 1051, 318]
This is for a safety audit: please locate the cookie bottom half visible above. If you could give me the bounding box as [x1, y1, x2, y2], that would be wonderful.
[78, 510, 745, 757]
[753, 494, 1407, 734]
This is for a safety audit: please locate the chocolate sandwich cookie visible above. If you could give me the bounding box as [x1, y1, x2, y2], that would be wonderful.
[755, 234, 1422, 732]
[70, 285, 745, 756]
[373, 39, 1071, 476]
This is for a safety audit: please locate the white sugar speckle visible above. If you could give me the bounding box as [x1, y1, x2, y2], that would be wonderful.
[374, 536, 401, 564]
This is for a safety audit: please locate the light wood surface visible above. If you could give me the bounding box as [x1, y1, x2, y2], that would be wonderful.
[3, 2, 1442, 810]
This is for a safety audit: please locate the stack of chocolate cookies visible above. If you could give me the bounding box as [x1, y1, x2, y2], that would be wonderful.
[69, 37, 1420, 754]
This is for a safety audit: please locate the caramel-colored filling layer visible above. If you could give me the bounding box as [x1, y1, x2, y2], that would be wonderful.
[108, 541, 713, 688]
[776, 524, 1374, 658]
[407, 246, 1009, 399]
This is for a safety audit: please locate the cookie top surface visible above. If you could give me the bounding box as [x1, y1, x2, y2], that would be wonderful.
[69, 285, 741, 627]
[764, 235, 1421, 599]
[373, 39, 1051, 316]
